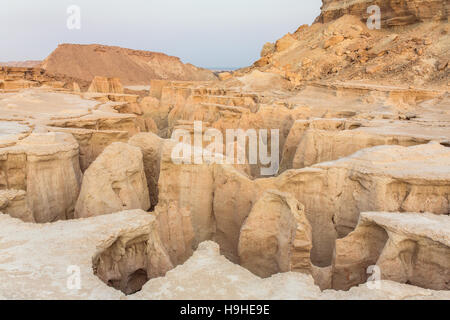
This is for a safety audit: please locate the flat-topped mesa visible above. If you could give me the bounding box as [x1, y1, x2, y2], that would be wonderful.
[0, 132, 82, 223]
[316, 0, 449, 26]
[88, 76, 124, 94]
[41, 44, 218, 85]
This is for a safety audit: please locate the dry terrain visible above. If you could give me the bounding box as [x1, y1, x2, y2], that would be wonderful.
[0, 0, 448, 300]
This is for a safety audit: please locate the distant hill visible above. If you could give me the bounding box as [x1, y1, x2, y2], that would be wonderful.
[0, 60, 41, 68]
[40, 44, 217, 85]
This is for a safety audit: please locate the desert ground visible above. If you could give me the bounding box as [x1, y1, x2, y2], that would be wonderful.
[0, 0, 448, 300]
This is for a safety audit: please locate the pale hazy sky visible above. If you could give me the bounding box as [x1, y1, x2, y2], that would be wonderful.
[0, 0, 322, 68]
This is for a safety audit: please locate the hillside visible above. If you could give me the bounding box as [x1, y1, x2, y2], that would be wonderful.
[40, 44, 217, 85]
[242, 0, 449, 89]
[316, 0, 448, 26]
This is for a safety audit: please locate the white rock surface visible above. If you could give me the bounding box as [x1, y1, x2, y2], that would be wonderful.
[0, 210, 154, 299]
[131, 242, 450, 300]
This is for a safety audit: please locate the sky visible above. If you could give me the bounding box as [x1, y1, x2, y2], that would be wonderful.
[0, 0, 322, 68]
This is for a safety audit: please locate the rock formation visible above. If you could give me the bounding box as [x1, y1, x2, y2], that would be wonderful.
[0, 0, 449, 301]
[0, 210, 172, 298]
[0, 132, 82, 222]
[93, 212, 173, 294]
[316, 0, 449, 26]
[250, 12, 449, 87]
[0, 189, 33, 222]
[131, 241, 450, 300]
[332, 212, 450, 291]
[128, 132, 164, 209]
[40, 44, 217, 85]
[238, 190, 312, 277]
[88, 76, 124, 94]
[75, 143, 150, 218]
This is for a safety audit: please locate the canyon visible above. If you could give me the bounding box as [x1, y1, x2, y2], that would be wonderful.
[0, 0, 448, 300]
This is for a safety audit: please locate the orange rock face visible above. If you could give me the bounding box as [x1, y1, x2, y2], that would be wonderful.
[40, 44, 218, 85]
[316, 0, 448, 26]
[88, 76, 124, 94]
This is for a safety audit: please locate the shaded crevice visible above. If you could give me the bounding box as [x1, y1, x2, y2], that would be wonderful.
[93, 235, 151, 295]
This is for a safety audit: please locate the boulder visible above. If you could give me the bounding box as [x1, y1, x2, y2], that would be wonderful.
[0, 189, 33, 222]
[261, 42, 275, 57]
[275, 34, 298, 53]
[75, 142, 150, 218]
[324, 35, 344, 49]
[238, 191, 312, 277]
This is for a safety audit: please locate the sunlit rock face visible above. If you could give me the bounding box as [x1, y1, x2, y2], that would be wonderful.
[316, 0, 448, 26]
[0, 132, 82, 222]
[75, 142, 150, 219]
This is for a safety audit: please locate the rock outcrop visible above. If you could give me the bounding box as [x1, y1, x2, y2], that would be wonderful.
[0, 210, 172, 299]
[151, 139, 450, 270]
[0, 66, 90, 91]
[276, 142, 450, 266]
[128, 133, 164, 209]
[332, 212, 450, 291]
[41, 44, 217, 85]
[316, 0, 449, 26]
[48, 127, 130, 172]
[88, 76, 124, 94]
[1, 215, 447, 300]
[0, 132, 82, 222]
[130, 241, 450, 300]
[281, 118, 439, 171]
[93, 212, 173, 294]
[250, 12, 450, 87]
[75, 143, 150, 218]
[0, 189, 33, 222]
[238, 191, 312, 277]
[155, 141, 217, 254]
